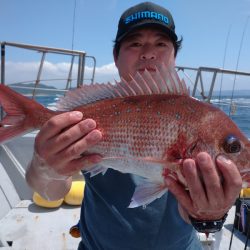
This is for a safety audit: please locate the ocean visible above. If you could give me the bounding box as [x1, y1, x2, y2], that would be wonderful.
[34, 94, 250, 139]
[211, 95, 250, 138]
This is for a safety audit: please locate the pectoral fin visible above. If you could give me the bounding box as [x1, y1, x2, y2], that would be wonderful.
[129, 180, 168, 208]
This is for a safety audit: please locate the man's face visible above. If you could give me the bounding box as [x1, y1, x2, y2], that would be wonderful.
[114, 27, 175, 81]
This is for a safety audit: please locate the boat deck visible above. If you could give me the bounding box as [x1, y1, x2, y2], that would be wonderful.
[0, 200, 250, 249]
[0, 200, 81, 250]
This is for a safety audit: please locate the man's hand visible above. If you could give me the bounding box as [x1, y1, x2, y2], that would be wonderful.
[35, 111, 102, 177]
[26, 111, 102, 200]
[165, 152, 242, 222]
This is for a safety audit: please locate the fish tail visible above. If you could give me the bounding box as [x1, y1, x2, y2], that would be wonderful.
[0, 84, 55, 144]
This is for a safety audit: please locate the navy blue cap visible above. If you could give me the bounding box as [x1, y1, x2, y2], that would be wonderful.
[115, 2, 177, 42]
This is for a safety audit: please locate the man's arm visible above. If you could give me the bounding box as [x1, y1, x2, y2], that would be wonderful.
[165, 152, 242, 223]
[25, 111, 102, 200]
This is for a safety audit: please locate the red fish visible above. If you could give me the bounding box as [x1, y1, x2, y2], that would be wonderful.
[0, 67, 250, 207]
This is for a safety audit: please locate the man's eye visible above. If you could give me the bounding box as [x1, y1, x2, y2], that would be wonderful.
[157, 42, 167, 47]
[130, 42, 142, 47]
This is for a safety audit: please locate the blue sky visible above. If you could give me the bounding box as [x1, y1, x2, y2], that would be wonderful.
[1, 0, 250, 89]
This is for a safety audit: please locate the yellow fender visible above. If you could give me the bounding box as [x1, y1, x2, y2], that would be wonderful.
[240, 188, 250, 198]
[64, 180, 85, 205]
[33, 192, 63, 208]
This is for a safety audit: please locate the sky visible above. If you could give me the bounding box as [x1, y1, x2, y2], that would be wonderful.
[1, 0, 250, 90]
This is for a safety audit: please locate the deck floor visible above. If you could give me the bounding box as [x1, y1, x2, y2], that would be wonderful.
[0, 200, 81, 250]
[1, 200, 250, 249]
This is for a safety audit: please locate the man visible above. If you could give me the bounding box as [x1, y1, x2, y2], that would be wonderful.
[26, 2, 242, 249]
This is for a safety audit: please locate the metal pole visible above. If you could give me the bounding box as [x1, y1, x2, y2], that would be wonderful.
[207, 71, 218, 103]
[81, 55, 85, 86]
[90, 56, 96, 84]
[32, 52, 46, 98]
[77, 55, 82, 88]
[1, 43, 5, 84]
[192, 69, 201, 97]
[1, 43, 5, 120]
[77, 54, 85, 87]
[199, 71, 206, 99]
[66, 55, 75, 90]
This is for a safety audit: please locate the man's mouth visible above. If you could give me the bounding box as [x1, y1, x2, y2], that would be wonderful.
[138, 67, 156, 72]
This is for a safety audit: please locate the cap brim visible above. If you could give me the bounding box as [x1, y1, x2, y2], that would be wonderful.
[116, 22, 177, 43]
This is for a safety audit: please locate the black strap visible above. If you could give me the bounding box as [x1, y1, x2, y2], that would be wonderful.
[189, 213, 228, 233]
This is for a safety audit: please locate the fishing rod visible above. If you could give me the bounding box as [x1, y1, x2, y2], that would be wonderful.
[218, 25, 232, 108]
[71, 0, 77, 51]
[229, 16, 250, 117]
[68, 0, 78, 90]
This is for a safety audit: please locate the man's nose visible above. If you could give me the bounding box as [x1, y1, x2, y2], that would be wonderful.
[140, 45, 156, 60]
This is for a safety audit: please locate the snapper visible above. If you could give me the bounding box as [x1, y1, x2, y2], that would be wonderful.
[0, 67, 250, 208]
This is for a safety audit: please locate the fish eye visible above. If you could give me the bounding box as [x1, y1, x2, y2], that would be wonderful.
[223, 136, 241, 153]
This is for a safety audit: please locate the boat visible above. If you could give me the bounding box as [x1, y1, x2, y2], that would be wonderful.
[0, 41, 250, 250]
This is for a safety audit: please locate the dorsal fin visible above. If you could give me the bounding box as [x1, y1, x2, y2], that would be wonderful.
[56, 66, 189, 111]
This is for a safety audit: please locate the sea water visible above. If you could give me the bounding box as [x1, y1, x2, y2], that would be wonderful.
[211, 95, 250, 138]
